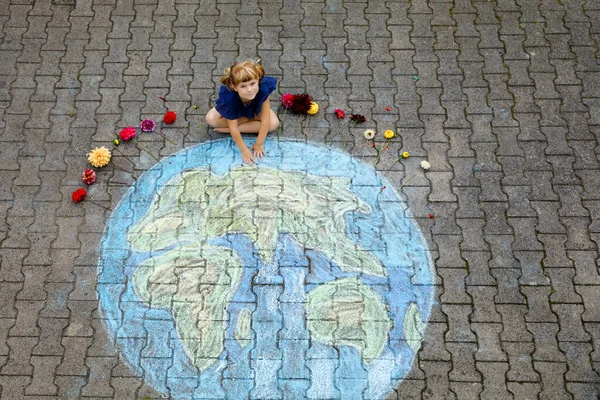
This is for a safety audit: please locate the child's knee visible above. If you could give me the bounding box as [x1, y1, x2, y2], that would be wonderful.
[270, 115, 280, 131]
[205, 108, 222, 127]
[205, 114, 217, 127]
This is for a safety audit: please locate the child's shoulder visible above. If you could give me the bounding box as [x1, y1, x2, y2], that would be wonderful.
[260, 76, 277, 92]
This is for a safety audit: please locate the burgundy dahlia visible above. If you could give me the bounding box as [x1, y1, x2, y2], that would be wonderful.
[349, 114, 366, 123]
[291, 93, 313, 114]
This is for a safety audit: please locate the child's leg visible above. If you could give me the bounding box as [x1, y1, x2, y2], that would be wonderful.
[233, 109, 279, 133]
[208, 108, 280, 133]
[205, 107, 228, 128]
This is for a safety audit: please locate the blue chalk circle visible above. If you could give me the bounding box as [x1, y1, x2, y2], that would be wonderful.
[97, 138, 435, 399]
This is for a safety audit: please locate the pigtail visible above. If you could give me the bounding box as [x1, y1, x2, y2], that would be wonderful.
[253, 60, 265, 81]
[220, 67, 234, 89]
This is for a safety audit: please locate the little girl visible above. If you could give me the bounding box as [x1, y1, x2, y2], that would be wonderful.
[205, 59, 280, 165]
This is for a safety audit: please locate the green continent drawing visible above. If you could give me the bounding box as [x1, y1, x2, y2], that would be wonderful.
[127, 166, 387, 371]
[306, 276, 393, 361]
[131, 243, 243, 371]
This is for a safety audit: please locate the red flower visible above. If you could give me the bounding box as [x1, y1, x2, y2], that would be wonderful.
[291, 93, 313, 114]
[82, 169, 96, 185]
[163, 111, 177, 124]
[429, 213, 434, 219]
[281, 93, 295, 109]
[119, 127, 136, 141]
[334, 109, 345, 119]
[349, 114, 366, 123]
[386, 107, 392, 111]
[371, 142, 375, 147]
[72, 188, 87, 203]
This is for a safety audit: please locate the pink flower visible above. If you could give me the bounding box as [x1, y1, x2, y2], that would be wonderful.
[119, 127, 136, 141]
[281, 93, 294, 109]
[334, 109, 345, 119]
[82, 169, 96, 185]
[141, 119, 156, 132]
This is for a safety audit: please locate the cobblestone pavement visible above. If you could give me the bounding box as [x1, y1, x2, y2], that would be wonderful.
[1, 0, 600, 398]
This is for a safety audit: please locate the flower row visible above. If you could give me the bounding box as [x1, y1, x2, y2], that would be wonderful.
[72, 110, 178, 205]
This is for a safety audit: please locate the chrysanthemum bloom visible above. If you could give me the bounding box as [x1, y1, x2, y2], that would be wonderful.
[119, 127, 136, 141]
[163, 111, 177, 124]
[384, 130, 395, 139]
[420, 160, 431, 170]
[71, 188, 87, 203]
[82, 169, 96, 185]
[291, 93, 313, 114]
[402, 151, 410, 158]
[88, 146, 111, 168]
[334, 109, 345, 119]
[281, 93, 295, 109]
[141, 119, 156, 132]
[363, 129, 375, 139]
[307, 102, 319, 115]
[349, 114, 366, 123]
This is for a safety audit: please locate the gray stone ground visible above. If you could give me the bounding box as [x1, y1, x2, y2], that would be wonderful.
[1, 0, 600, 398]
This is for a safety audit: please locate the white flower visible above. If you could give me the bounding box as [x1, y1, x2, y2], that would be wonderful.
[363, 129, 375, 139]
[420, 160, 431, 170]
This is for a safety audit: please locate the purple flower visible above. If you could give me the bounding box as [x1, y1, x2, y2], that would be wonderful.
[141, 119, 156, 132]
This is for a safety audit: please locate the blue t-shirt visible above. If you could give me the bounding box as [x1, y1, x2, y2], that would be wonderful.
[215, 76, 277, 120]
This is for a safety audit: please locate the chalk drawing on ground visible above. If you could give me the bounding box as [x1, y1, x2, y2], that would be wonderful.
[97, 139, 435, 399]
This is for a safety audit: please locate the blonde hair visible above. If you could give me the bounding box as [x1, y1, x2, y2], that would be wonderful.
[221, 59, 265, 90]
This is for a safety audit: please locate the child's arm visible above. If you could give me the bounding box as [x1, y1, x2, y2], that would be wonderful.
[251, 98, 271, 160]
[227, 119, 256, 165]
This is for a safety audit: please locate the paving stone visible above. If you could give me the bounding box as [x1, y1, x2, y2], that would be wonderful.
[553, 303, 591, 342]
[1, 337, 37, 375]
[80, 356, 117, 397]
[447, 342, 481, 383]
[468, 285, 502, 323]
[528, 323, 566, 362]
[442, 304, 476, 342]
[560, 341, 600, 382]
[419, 361, 455, 400]
[25, 355, 61, 396]
[477, 361, 512, 400]
[546, 268, 582, 304]
[463, 251, 495, 286]
[503, 341, 540, 383]
[507, 382, 542, 399]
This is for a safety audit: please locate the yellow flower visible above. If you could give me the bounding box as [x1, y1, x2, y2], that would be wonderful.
[88, 146, 111, 168]
[307, 102, 319, 115]
[384, 130, 395, 139]
[402, 151, 410, 158]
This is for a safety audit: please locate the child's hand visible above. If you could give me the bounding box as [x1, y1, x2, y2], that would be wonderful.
[241, 148, 256, 165]
[251, 143, 265, 160]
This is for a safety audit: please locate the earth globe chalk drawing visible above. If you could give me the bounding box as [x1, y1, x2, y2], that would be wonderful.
[97, 138, 435, 399]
